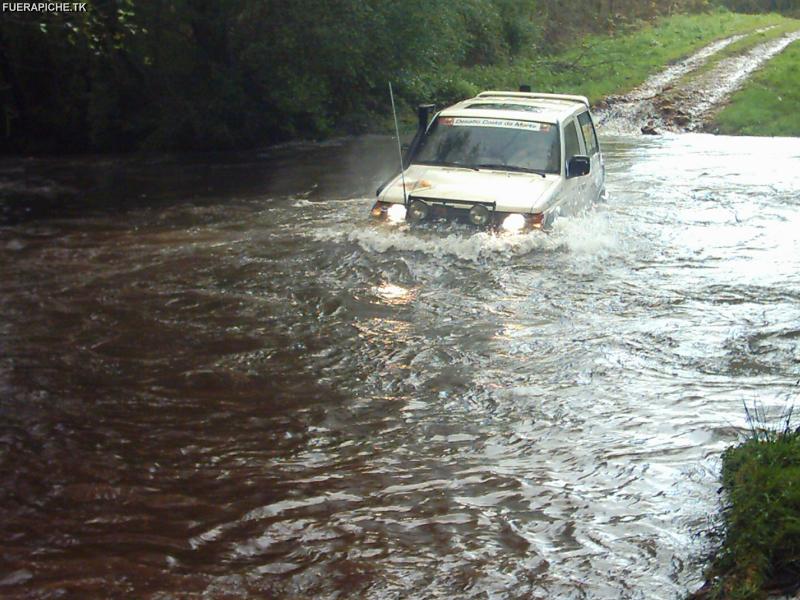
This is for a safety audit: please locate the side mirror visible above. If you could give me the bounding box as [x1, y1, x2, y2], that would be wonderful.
[417, 104, 435, 129]
[567, 155, 590, 178]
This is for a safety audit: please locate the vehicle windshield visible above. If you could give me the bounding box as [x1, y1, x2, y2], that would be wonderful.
[412, 116, 560, 174]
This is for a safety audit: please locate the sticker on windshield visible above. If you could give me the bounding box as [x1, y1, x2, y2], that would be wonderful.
[451, 117, 543, 131]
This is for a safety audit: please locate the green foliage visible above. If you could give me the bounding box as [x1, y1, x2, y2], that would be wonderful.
[0, 0, 794, 153]
[701, 402, 800, 599]
[713, 39, 800, 136]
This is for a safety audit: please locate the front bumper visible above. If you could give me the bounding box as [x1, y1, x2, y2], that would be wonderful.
[370, 198, 544, 231]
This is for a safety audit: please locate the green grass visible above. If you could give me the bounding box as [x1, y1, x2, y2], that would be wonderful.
[697, 404, 800, 599]
[713, 38, 800, 137]
[399, 10, 791, 115]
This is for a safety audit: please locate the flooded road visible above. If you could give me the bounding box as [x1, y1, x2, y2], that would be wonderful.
[1, 132, 799, 598]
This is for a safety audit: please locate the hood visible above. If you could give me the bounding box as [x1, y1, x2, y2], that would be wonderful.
[379, 165, 558, 213]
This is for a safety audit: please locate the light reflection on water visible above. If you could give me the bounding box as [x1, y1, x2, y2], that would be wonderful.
[373, 283, 418, 306]
[0, 132, 798, 598]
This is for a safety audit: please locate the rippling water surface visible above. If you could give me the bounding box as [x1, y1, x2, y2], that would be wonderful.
[1, 133, 799, 598]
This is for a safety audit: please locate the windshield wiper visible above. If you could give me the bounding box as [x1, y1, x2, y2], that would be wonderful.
[475, 164, 548, 177]
[413, 161, 479, 171]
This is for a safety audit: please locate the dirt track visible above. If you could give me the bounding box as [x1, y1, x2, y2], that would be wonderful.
[595, 27, 800, 135]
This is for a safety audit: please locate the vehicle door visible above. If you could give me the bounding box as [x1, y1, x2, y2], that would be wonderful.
[577, 110, 604, 202]
[562, 117, 586, 215]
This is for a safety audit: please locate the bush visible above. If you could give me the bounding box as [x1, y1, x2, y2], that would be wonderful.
[697, 402, 800, 599]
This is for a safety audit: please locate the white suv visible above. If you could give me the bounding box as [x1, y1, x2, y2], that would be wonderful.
[371, 90, 605, 232]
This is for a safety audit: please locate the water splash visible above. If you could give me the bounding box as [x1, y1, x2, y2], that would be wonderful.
[311, 209, 620, 264]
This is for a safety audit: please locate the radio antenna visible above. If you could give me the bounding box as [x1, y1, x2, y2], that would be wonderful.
[389, 82, 408, 205]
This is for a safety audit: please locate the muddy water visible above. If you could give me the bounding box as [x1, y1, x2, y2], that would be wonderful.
[1, 133, 799, 599]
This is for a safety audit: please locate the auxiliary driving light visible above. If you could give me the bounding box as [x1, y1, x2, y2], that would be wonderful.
[502, 213, 526, 232]
[469, 204, 491, 226]
[386, 203, 407, 223]
[408, 200, 430, 222]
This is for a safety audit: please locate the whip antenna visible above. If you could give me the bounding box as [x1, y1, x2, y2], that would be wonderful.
[389, 82, 408, 205]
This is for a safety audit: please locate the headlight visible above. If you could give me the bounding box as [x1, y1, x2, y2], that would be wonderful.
[408, 200, 430, 222]
[386, 203, 407, 223]
[501, 213, 526, 232]
[469, 205, 491, 226]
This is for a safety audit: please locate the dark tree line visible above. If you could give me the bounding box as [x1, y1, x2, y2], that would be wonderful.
[0, 0, 792, 153]
[720, 0, 799, 11]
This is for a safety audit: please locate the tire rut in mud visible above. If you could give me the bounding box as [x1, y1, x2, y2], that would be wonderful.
[596, 28, 800, 135]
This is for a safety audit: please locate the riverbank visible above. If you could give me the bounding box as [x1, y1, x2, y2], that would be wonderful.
[390, 11, 799, 133]
[691, 409, 800, 599]
[712, 38, 800, 136]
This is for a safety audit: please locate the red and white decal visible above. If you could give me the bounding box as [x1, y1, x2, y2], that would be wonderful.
[451, 117, 544, 131]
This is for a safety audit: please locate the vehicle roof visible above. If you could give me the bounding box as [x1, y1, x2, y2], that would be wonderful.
[438, 91, 590, 125]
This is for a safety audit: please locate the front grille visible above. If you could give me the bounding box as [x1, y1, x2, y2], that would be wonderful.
[406, 196, 503, 225]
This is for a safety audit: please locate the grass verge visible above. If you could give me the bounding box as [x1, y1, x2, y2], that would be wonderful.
[713, 38, 800, 137]
[692, 403, 800, 599]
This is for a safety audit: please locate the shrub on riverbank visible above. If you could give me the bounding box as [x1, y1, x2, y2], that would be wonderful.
[694, 405, 800, 599]
[713, 39, 800, 136]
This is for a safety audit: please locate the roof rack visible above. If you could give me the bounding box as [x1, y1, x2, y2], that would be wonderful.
[476, 91, 589, 109]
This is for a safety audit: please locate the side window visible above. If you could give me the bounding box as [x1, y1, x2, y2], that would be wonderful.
[564, 120, 581, 163]
[577, 111, 599, 156]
